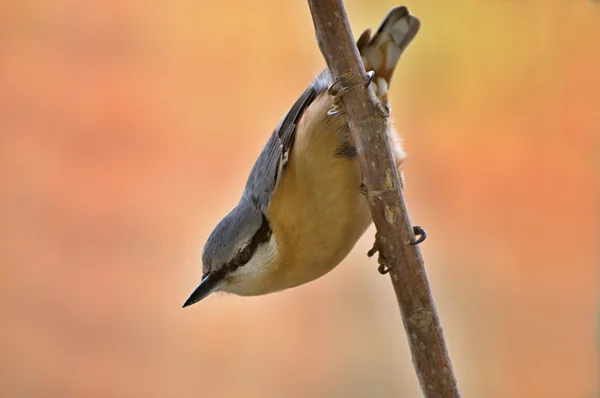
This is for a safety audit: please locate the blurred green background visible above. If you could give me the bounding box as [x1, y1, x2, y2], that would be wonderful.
[1, 1, 598, 397]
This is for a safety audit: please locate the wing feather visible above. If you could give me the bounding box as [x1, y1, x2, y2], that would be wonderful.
[242, 76, 329, 212]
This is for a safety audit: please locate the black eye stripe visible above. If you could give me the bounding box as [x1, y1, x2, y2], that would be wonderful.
[224, 214, 272, 274]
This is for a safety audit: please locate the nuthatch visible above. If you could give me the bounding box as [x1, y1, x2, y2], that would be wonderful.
[183, 6, 420, 307]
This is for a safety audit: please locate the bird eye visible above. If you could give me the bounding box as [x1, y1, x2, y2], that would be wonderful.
[236, 249, 251, 266]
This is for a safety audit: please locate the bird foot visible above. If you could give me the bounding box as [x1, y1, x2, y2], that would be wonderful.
[368, 226, 427, 275]
[327, 71, 375, 116]
[367, 232, 391, 274]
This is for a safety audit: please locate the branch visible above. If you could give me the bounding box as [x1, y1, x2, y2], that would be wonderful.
[306, 1, 461, 397]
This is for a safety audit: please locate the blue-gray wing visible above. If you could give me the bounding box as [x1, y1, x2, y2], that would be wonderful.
[242, 72, 331, 213]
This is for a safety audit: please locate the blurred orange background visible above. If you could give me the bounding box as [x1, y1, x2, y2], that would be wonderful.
[1, 1, 598, 397]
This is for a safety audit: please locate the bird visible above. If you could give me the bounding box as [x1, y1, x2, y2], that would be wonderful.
[183, 6, 420, 307]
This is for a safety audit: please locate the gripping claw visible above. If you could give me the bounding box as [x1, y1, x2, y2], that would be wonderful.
[370, 226, 426, 275]
[368, 234, 390, 274]
[365, 70, 375, 86]
[327, 72, 376, 116]
[410, 226, 427, 245]
[367, 244, 378, 258]
[378, 263, 391, 275]
[327, 103, 345, 116]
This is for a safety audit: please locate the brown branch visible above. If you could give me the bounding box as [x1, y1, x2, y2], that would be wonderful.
[306, 1, 461, 397]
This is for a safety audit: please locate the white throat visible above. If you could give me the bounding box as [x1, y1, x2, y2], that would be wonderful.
[220, 235, 279, 295]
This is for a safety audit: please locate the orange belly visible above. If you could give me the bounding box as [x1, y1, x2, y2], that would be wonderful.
[247, 92, 404, 295]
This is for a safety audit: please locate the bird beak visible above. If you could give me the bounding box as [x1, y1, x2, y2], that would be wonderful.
[182, 273, 225, 308]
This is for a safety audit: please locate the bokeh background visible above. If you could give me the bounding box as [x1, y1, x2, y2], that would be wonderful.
[1, 1, 599, 397]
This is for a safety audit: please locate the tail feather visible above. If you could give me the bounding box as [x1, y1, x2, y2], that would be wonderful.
[358, 6, 420, 104]
[356, 29, 372, 52]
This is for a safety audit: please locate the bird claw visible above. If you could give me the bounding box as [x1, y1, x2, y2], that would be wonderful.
[368, 234, 391, 274]
[327, 103, 345, 116]
[378, 263, 391, 275]
[410, 226, 427, 245]
[327, 71, 375, 116]
[369, 225, 427, 275]
[365, 70, 375, 86]
[367, 240, 379, 258]
[326, 77, 344, 97]
[359, 183, 369, 197]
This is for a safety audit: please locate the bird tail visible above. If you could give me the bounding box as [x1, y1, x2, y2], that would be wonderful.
[357, 6, 420, 104]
